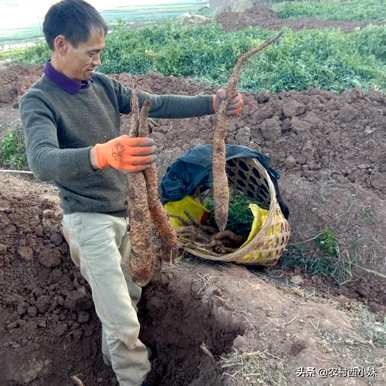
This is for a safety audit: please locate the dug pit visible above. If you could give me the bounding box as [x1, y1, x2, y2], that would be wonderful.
[1, 174, 385, 386]
[0, 174, 245, 386]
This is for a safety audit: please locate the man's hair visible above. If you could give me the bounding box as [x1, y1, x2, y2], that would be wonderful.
[43, 0, 108, 50]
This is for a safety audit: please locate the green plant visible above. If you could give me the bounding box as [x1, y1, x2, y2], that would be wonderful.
[204, 191, 255, 235]
[275, 0, 386, 22]
[5, 21, 386, 93]
[0, 130, 27, 170]
[279, 246, 352, 285]
[316, 228, 338, 256]
[279, 229, 357, 285]
[204, 192, 253, 235]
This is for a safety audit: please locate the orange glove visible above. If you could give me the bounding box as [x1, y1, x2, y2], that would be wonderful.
[93, 135, 156, 172]
[213, 88, 244, 116]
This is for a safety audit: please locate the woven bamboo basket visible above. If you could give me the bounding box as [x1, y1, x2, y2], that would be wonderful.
[180, 157, 290, 267]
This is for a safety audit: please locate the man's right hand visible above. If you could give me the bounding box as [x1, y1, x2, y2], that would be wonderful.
[91, 135, 156, 172]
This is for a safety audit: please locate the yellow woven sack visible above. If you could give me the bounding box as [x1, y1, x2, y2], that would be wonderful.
[164, 195, 209, 229]
[241, 204, 268, 247]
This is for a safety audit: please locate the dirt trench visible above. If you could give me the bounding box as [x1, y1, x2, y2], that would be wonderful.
[140, 269, 244, 386]
[0, 174, 244, 386]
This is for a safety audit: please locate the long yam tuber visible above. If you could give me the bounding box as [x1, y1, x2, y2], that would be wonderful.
[139, 100, 178, 262]
[123, 89, 155, 287]
[122, 83, 179, 286]
[212, 32, 283, 232]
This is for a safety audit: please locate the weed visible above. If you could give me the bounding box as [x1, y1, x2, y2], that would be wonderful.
[279, 229, 358, 285]
[275, 0, 386, 22]
[0, 129, 27, 170]
[316, 228, 338, 256]
[350, 304, 386, 349]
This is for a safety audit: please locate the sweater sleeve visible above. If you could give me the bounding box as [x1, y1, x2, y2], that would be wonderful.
[19, 90, 95, 182]
[111, 78, 215, 118]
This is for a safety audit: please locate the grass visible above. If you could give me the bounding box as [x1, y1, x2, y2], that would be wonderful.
[275, 0, 386, 22]
[0, 47, 33, 61]
[279, 228, 359, 285]
[0, 129, 27, 170]
[220, 349, 288, 386]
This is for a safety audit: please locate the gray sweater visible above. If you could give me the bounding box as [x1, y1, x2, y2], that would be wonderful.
[20, 72, 213, 215]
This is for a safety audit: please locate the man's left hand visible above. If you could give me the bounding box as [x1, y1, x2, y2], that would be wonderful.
[213, 88, 244, 117]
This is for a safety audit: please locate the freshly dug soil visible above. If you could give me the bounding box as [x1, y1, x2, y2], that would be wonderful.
[1, 175, 385, 386]
[116, 73, 386, 310]
[0, 63, 385, 385]
[1, 63, 385, 307]
[217, 4, 385, 32]
[1, 64, 385, 308]
[0, 63, 41, 107]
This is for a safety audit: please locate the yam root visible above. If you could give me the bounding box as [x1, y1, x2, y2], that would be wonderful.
[123, 89, 155, 287]
[122, 83, 179, 285]
[127, 175, 155, 287]
[183, 210, 217, 234]
[139, 100, 178, 262]
[176, 225, 212, 244]
[170, 212, 217, 238]
[211, 230, 245, 247]
[212, 32, 283, 232]
[171, 211, 243, 253]
[128, 86, 140, 136]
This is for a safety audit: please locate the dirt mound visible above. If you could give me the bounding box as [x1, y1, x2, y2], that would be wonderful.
[142, 261, 386, 386]
[1, 174, 385, 385]
[1, 66, 385, 306]
[1, 65, 386, 384]
[0, 63, 42, 107]
[112, 73, 386, 309]
[217, 5, 380, 32]
[0, 176, 114, 385]
[0, 63, 42, 140]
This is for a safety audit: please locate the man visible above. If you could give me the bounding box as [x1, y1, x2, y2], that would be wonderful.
[19, 1, 243, 385]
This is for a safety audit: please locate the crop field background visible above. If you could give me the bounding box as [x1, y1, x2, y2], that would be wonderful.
[2, 0, 385, 94]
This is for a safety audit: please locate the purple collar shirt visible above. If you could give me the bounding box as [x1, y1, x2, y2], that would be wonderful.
[44, 61, 93, 94]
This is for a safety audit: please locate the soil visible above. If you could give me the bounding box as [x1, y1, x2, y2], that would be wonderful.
[0, 63, 41, 107]
[216, 5, 385, 32]
[116, 72, 386, 312]
[0, 55, 386, 383]
[1, 175, 385, 386]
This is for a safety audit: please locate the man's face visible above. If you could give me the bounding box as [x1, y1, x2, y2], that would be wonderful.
[59, 28, 105, 81]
